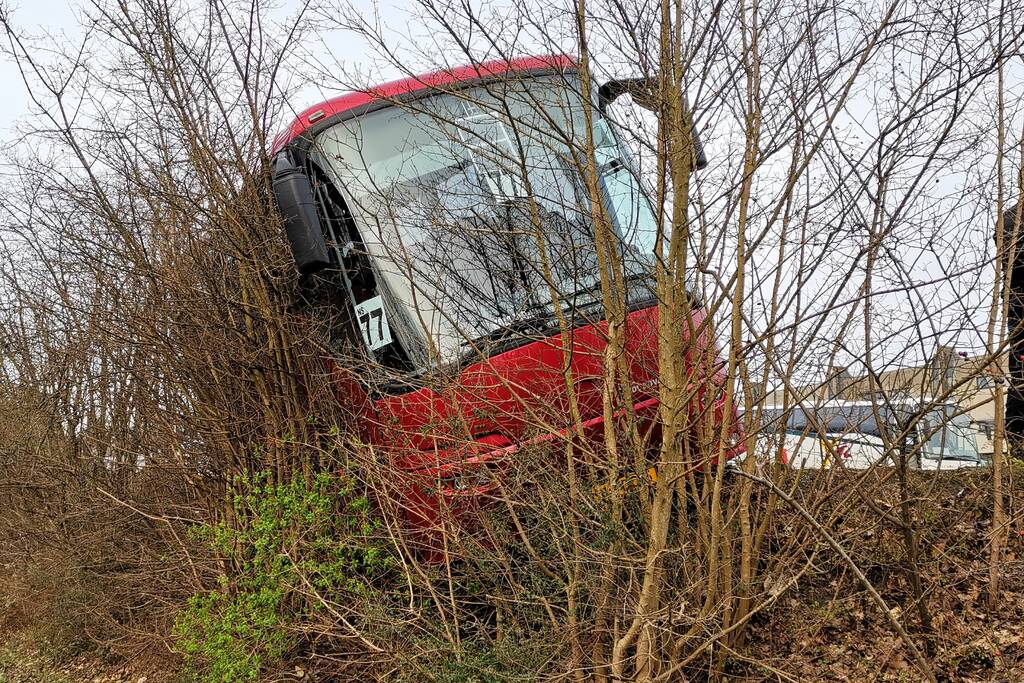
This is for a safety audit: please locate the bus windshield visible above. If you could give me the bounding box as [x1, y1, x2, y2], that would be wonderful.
[920, 412, 980, 462]
[310, 74, 660, 372]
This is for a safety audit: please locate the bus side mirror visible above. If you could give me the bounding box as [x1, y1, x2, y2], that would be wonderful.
[597, 77, 708, 170]
[272, 152, 331, 276]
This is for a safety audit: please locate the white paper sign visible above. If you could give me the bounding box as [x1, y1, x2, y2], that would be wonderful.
[354, 295, 392, 351]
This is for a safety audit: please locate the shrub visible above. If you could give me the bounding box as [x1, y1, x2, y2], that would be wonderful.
[173, 470, 392, 682]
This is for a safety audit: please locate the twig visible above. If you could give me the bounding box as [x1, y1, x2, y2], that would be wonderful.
[733, 469, 936, 683]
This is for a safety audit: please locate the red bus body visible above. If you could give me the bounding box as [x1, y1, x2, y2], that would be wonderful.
[272, 55, 741, 543]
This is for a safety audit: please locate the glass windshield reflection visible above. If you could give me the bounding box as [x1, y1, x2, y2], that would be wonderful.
[310, 75, 660, 371]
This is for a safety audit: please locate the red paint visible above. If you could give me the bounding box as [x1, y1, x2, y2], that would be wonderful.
[271, 54, 577, 155]
[329, 303, 742, 552]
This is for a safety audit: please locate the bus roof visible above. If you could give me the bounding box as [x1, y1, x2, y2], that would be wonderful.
[270, 54, 577, 155]
[756, 397, 951, 411]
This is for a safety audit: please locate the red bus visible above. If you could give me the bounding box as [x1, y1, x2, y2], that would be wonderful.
[270, 54, 740, 543]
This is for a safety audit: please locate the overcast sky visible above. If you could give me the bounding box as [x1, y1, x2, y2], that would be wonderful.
[0, 0, 78, 134]
[0, 0, 412, 139]
[3, 0, 1021, 372]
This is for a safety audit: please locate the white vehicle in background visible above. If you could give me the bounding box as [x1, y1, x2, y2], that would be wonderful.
[753, 399, 984, 471]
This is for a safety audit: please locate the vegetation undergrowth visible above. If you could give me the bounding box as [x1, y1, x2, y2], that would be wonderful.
[173, 470, 393, 683]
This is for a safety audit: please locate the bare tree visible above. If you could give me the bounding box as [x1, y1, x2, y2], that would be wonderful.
[1, 0, 1022, 681]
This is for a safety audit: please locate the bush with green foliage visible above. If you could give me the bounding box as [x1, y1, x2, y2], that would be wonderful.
[173, 470, 392, 682]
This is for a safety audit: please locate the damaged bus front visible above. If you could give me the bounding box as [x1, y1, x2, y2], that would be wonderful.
[269, 55, 741, 543]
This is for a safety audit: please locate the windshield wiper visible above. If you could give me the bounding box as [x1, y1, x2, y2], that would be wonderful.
[459, 313, 560, 360]
[460, 295, 608, 354]
[560, 271, 656, 305]
[458, 271, 658, 359]
[923, 452, 980, 462]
